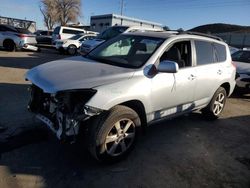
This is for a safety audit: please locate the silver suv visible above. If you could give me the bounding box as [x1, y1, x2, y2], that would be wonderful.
[0, 24, 37, 51]
[26, 31, 236, 162]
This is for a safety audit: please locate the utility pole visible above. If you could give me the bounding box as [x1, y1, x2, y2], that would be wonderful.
[120, 0, 124, 16]
[120, 0, 124, 25]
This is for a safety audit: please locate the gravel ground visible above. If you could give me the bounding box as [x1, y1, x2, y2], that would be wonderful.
[0, 49, 250, 188]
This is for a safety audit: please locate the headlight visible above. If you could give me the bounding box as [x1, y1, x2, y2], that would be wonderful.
[55, 89, 97, 112]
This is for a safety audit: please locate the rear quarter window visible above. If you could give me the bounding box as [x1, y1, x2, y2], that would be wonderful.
[213, 43, 227, 62]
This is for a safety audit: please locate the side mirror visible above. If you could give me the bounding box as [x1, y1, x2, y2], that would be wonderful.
[157, 60, 179, 73]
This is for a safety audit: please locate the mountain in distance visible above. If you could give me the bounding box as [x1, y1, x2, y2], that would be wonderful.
[189, 23, 250, 34]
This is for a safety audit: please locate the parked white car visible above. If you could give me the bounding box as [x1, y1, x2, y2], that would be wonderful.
[55, 34, 97, 55]
[80, 25, 164, 55]
[232, 49, 250, 91]
[52, 26, 97, 45]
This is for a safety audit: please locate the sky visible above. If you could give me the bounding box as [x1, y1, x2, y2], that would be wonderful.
[0, 0, 250, 30]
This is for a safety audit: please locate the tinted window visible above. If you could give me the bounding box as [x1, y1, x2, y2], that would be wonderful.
[15, 28, 32, 34]
[0, 25, 17, 32]
[62, 29, 84, 34]
[213, 43, 226, 62]
[53, 26, 60, 34]
[195, 41, 214, 65]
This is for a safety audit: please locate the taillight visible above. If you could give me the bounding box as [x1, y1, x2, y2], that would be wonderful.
[15, 34, 28, 38]
[231, 61, 236, 68]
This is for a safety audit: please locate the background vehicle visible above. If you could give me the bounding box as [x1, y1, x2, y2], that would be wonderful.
[26, 31, 235, 163]
[35, 30, 53, 45]
[232, 50, 250, 91]
[0, 24, 37, 51]
[80, 25, 163, 55]
[55, 33, 97, 55]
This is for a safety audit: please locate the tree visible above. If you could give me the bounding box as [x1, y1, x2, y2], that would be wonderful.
[40, 0, 57, 30]
[40, 0, 81, 29]
[56, 0, 81, 26]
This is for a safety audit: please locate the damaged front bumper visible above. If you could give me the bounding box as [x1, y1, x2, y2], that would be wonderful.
[27, 85, 102, 142]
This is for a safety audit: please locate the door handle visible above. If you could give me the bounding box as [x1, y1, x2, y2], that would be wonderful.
[217, 70, 222, 75]
[188, 74, 196, 80]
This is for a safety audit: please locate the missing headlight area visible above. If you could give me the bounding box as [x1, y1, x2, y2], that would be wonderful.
[27, 85, 101, 141]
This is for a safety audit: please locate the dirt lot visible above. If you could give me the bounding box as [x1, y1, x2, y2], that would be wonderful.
[0, 49, 250, 188]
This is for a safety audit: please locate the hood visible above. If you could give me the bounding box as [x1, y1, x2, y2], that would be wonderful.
[234, 61, 250, 74]
[26, 56, 135, 93]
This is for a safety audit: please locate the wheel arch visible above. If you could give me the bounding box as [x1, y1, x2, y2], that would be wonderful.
[220, 82, 230, 96]
[119, 100, 147, 127]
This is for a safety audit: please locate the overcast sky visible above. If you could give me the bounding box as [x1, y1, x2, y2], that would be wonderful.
[0, 0, 250, 30]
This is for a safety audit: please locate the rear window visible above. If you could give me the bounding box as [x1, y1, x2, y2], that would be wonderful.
[62, 29, 84, 34]
[0, 25, 17, 32]
[15, 28, 32, 34]
[53, 26, 60, 34]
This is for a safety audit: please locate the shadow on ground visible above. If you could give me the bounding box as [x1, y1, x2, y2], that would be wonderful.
[0, 48, 68, 69]
[0, 113, 250, 188]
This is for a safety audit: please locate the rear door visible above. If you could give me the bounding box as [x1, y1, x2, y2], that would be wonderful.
[192, 40, 227, 106]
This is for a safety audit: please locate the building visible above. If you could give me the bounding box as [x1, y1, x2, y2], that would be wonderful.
[90, 14, 163, 32]
[0, 16, 36, 32]
[215, 32, 250, 48]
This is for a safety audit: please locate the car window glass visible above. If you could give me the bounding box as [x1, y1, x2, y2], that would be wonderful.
[195, 40, 214, 65]
[99, 37, 134, 56]
[53, 26, 60, 34]
[87, 35, 163, 68]
[213, 43, 226, 62]
[160, 41, 192, 68]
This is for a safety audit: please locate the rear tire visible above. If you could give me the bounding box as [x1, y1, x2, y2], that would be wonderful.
[3, 40, 16, 52]
[87, 105, 141, 163]
[202, 87, 227, 120]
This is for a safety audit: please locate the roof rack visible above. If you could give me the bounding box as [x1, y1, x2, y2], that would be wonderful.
[178, 31, 223, 41]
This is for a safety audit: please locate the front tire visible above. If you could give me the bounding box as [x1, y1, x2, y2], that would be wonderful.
[67, 45, 77, 55]
[202, 87, 227, 120]
[87, 105, 141, 163]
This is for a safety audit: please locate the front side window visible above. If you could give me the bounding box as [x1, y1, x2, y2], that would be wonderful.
[195, 40, 214, 65]
[87, 35, 164, 68]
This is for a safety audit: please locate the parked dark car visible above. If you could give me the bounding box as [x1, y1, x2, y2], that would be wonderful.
[35, 30, 53, 45]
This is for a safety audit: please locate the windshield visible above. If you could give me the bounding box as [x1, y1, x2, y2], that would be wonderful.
[69, 34, 83, 40]
[232, 50, 250, 63]
[97, 26, 129, 40]
[86, 35, 164, 68]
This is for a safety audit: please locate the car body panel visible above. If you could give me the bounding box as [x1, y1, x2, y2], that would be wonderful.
[26, 56, 135, 93]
